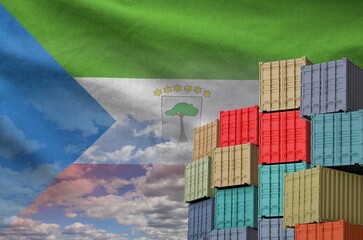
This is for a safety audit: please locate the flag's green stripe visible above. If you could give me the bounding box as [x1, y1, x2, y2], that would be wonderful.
[2, 0, 363, 79]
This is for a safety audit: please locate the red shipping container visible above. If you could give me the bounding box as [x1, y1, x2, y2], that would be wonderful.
[219, 105, 259, 147]
[259, 110, 310, 164]
[295, 220, 363, 240]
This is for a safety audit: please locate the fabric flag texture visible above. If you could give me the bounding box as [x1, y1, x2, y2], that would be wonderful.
[1, 1, 363, 239]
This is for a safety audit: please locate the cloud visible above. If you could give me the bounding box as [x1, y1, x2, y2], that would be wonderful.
[0, 218, 127, 240]
[22, 164, 188, 239]
[0, 115, 44, 159]
[133, 123, 161, 138]
[0, 163, 61, 224]
[81, 145, 137, 163]
[0, 218, 62, 240]
[23, 177, 100, 215]
[63, 222, 128, 240]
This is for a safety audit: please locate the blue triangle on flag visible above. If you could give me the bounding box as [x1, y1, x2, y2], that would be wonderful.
[0, 4, 115, 228]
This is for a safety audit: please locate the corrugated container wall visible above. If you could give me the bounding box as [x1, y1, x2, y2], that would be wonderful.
[284, 166, 363, 228]
[259, 56, 313, 112]
[258, 218, 295, 240]
[193, 120, 219, 161]
[209, 227, 257, 240]
[184, 157, 214, 203]
[301, 58, 363, 119]
[214, 186, 258, 229]
[259, 110, 311, 164]
[213, 143, 258, 188]
[258, 162, 310, 218]
[295, 220, 363, 240]
[219, 105, 259, 147]
[311, 110, 363, 167]
[188, 198, 214, 240]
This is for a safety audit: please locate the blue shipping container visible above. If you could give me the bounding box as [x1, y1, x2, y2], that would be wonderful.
[188, 198, 214, 240]
[258, 218, 294, 240]
[311, 110, 363, 167]
[258, 162, 310, 217]
[300, 57, 363, 119]
[209, 227, 257, 240]
[214, 186, 258, 229]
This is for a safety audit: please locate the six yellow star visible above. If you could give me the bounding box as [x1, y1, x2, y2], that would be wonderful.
[164, 86, 172, 93]
[184, 85, 192, 92]
[194, 86, 202, 94]
[173, 84, 182, 92]
[203, 90, 211, 98]
[153, 89, 162, 96]
[154, 85, 211, 97]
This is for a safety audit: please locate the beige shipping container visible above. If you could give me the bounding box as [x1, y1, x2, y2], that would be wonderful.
[259, 56, 313, 112]
[212, 142, 258, 188]
[193, 119, 219, 161]
[284, 166, 363, 228]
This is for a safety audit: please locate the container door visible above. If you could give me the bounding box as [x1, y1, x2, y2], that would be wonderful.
[233, 145, 242, 186]
[220, 111, 229, 147]
[222, 147, 230, 187]
[311, 64, 322, 114]
[334, 113, 342, 165]
[323, 114, 335, 165]
[312, 114, 325, 166]
[260, 62, 273, 112]
[215, 191, 225, 230]
[228, 146, 235, 186]
[214, 149, 222, 187]
[333, 59, 347, 112]
[349, 111, 363, 165]
[353, 111, 363, 165]
[185, 164, 191, 202]
[235, 188, 243, 228]
[258, 165, 271, 217]
[224, 190, 233, 229]
[301, 65, 313, 117]
[321, 62, 328, 113]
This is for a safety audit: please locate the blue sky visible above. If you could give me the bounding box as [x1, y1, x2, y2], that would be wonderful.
[0, 5, 114, 231]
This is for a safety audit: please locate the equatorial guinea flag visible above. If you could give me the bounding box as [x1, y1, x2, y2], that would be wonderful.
[1, 1, 363, 239]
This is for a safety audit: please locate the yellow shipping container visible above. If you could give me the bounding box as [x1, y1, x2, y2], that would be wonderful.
[259, 56, 313, 112]
[212, 142, 258, 188]
[284, 166, 363, 228]
[193, 119, 219, 161]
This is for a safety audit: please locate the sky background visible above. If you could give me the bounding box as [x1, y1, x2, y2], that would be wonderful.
[2, 0, 363, 239]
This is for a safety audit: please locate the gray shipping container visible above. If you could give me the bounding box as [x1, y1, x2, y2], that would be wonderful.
[300, 58, 363, 118]
[258, 218, 294, 240]
[209, 227, 257, 240]
[188, 198, 214, 240]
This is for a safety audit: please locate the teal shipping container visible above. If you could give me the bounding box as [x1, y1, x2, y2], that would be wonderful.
[311, 110, 363, 167]
[258, 162, 310, 217]
[214, 186, 258, 229]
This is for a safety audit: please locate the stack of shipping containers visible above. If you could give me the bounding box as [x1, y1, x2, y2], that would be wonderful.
[283, 57, 363, 238]
[258, 57, 312, 240]
[209, 105, 259, 239]
[185, 120, 219, 240]
[186, 57, 363, 239]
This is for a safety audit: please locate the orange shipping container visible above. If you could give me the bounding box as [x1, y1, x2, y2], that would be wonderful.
[212, 143, 258, 188]
[193, 120, 219, 161]
[295, 220, 363, 240]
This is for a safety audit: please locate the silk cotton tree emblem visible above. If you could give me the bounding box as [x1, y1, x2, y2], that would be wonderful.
[154, 84, 210, 145]
[165, 102, 199, 142]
